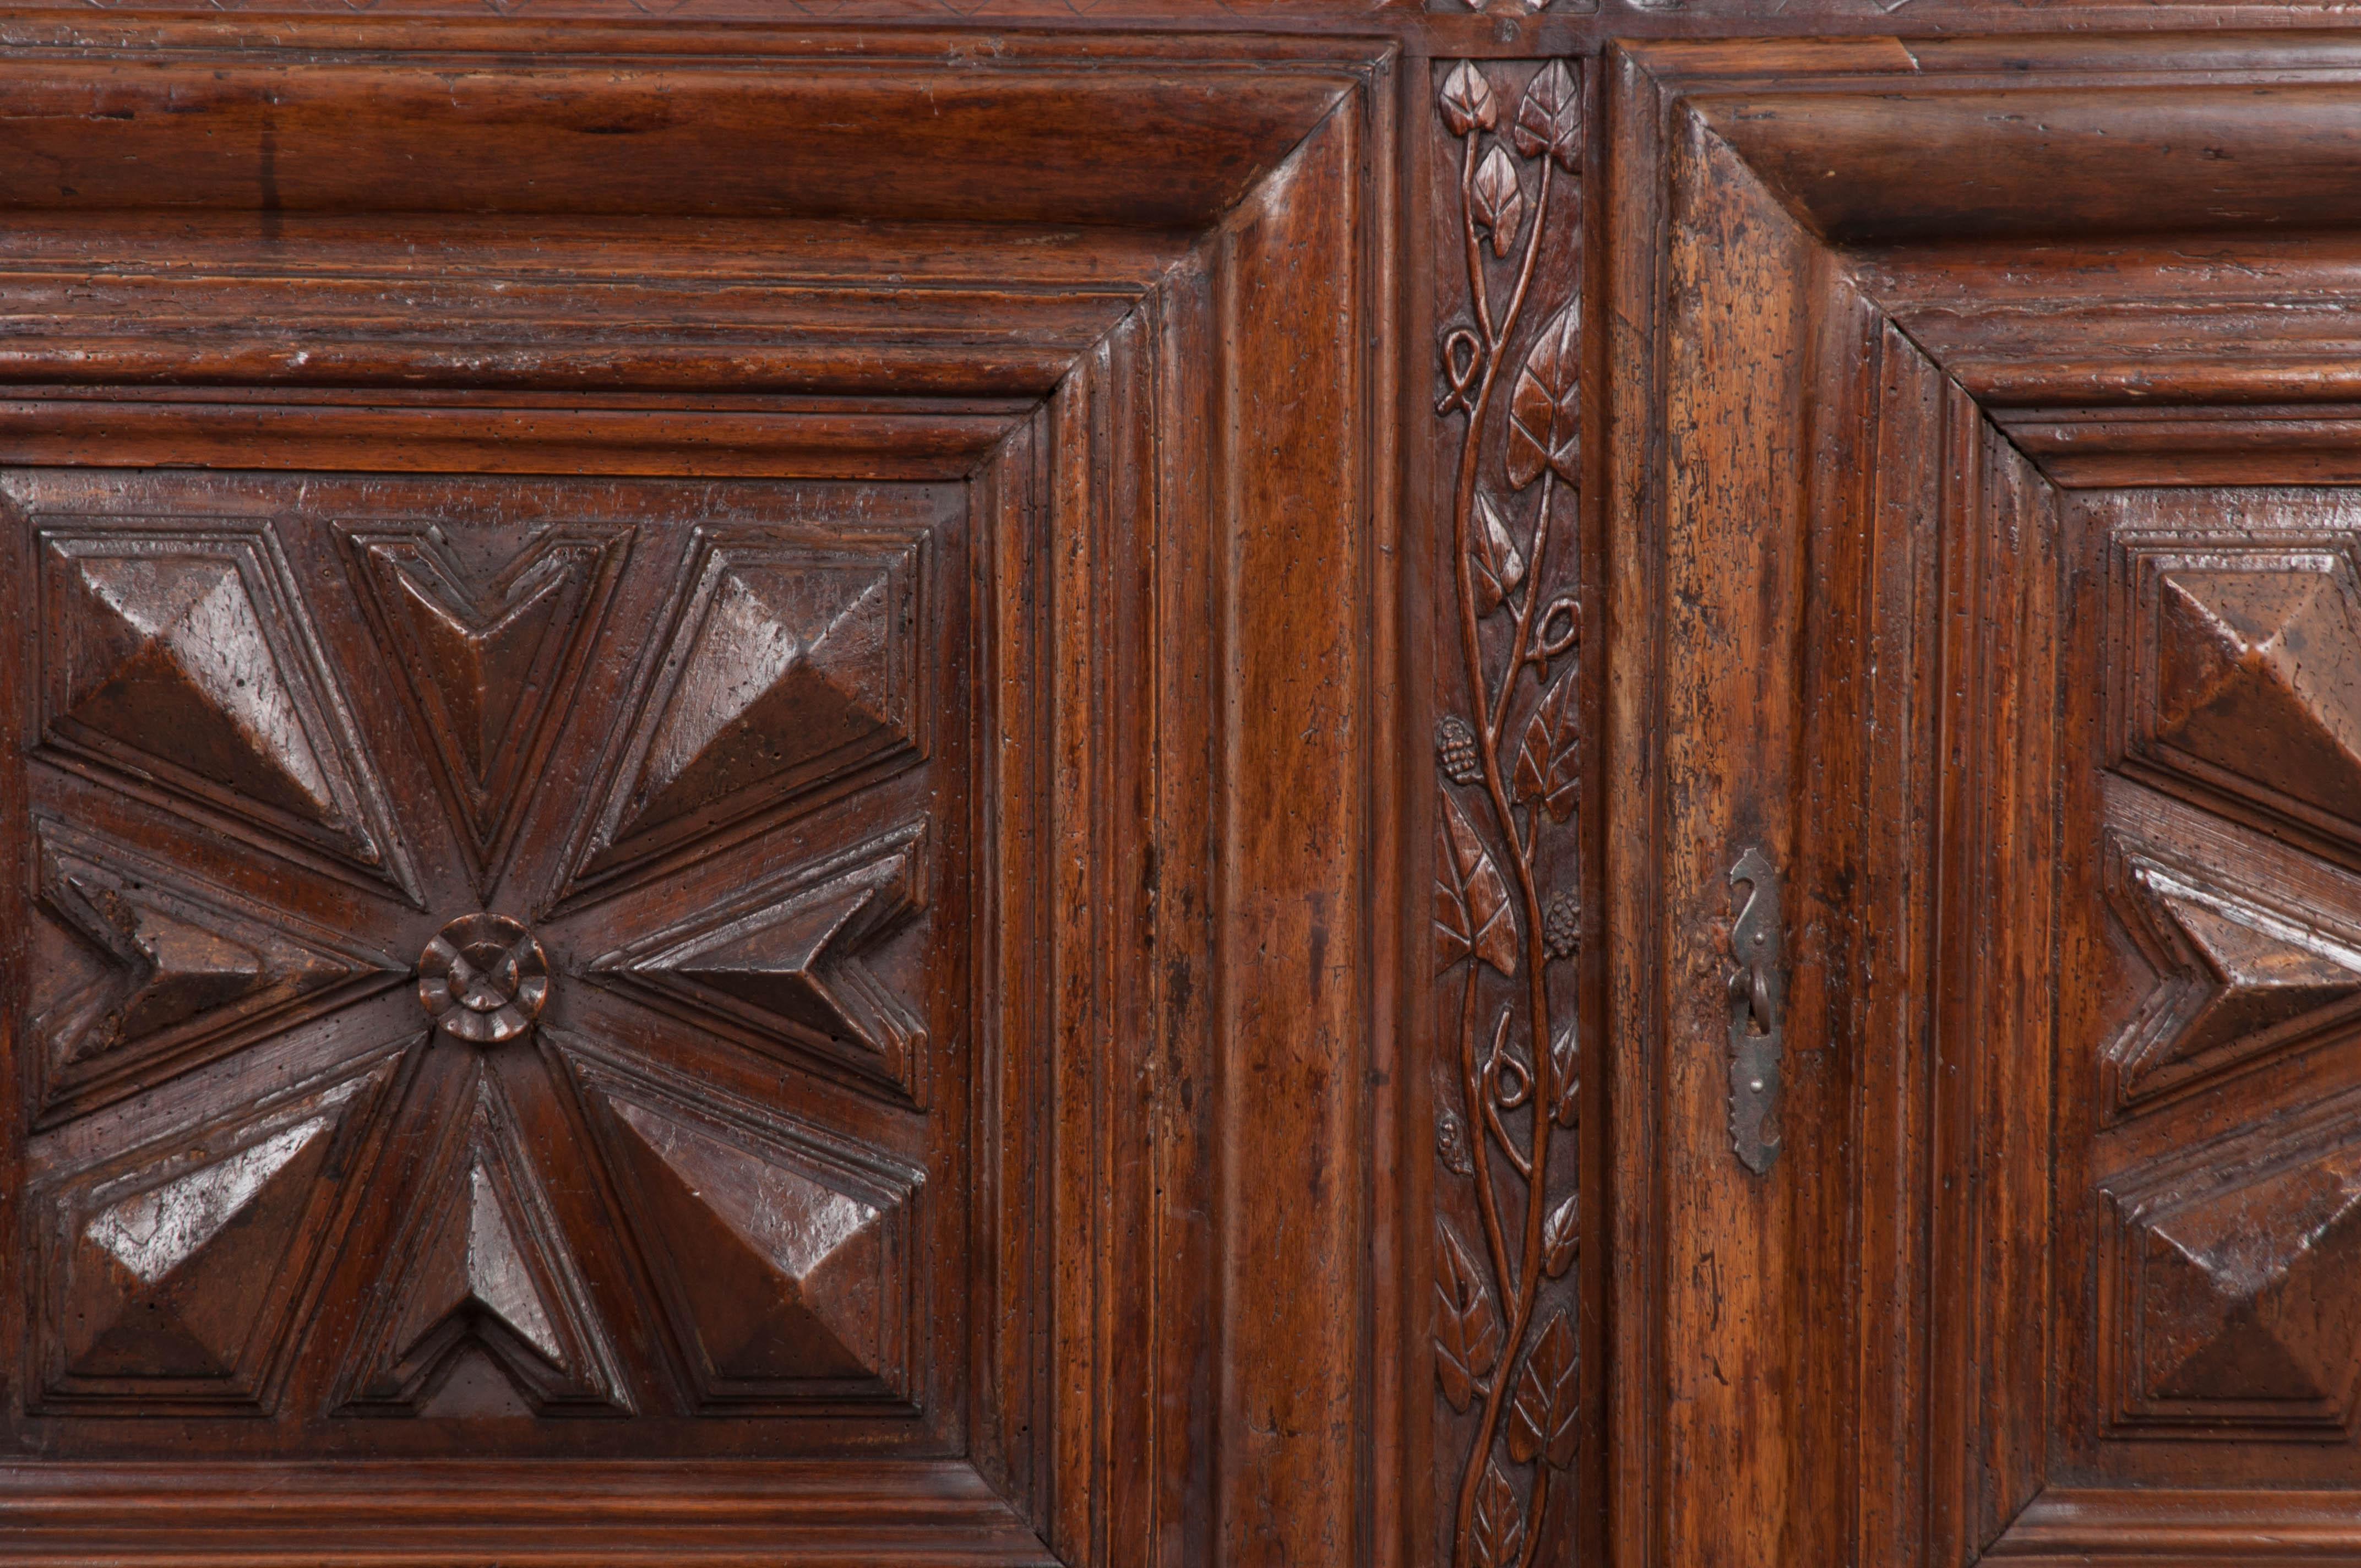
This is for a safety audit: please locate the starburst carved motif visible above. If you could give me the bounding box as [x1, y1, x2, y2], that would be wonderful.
[26, 509, 935, 1422]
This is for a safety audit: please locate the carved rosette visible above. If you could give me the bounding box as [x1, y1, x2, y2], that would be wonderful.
[1430, 58, 1586, 1568]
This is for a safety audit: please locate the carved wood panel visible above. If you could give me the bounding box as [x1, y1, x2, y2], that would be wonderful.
[1610, 37, 2361, 1568]
[2074, 489, 2361, 1485]
[1428, 55, 1591, 1568]
[0, 23, 1392, 1562]
[8, 467, 965, 1456]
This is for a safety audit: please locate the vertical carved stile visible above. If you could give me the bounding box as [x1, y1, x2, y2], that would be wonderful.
[1430, 56, 1585, 1568]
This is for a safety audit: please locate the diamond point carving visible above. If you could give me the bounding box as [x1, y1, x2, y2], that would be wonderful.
[2119, 544, 2361, 862]
[39, 527, 420, 902]
[561, 530, 928, 906]
[30, 818, 409, 1120]
[347, 526, 628, 897]
[2102, 836, 2361, 1110]
[16, 482, 956, 1444]
[585, 823, 930, 1101]
[2105, 1108, 2361, 1438]
[336, 1066, 628, 1418]
[33, 1061, 393, 1415]
[557, 1041, 917, 1412]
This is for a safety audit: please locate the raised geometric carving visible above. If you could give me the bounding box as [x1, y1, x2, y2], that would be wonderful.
[2118, 543, 2361, 859]
[37, 527, 420, 903]
[30, 818, 409, 1120]
[2103, 836, 2361, 1110]
[584, 823, 928, 1101]
[417, 913, 551, 1047]
[31, 1060, 392, 1414]
[561, 1042, 915, 1411]
[2104, 1107, 2361, 1438]
[559, 529, 927, 905]
[335, 1066, 628, 1418]
[346, 527, 628, 897]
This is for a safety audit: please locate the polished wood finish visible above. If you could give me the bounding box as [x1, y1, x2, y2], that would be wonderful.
[8, 3, 2361, 1566]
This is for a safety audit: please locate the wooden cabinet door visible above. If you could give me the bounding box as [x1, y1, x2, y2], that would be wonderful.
[1611, 34, 2361, 1568]
[0, 21, 1389, 1565]
[24, 10, 2361, 1568]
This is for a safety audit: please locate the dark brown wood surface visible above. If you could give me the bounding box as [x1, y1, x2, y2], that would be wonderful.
[3, 4, 2360, 1567]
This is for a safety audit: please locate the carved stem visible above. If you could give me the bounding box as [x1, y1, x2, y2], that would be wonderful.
[1517, 1468, 1554, 1568]
[1460, 962, 1516, 1300]
[1461, 133, 1495, 352]
[1487, 470, 1557, 756]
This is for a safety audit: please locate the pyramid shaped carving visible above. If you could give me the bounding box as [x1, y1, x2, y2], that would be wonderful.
[2103, 842, 2361, 1108]
[585, 824, 928, 1099]
[2154, 565, 2361, 821]
[36, 1066, 388, 1413]
[564, 531, 926, 900]
[31, 819, 408, 1118]
[39, 529, 417, 900]
[337, 1070, 627, 1417]
[348, 528, 627, 896]
[565, 1061, 911, 1409]
[2113, 1132, 2361, 1432]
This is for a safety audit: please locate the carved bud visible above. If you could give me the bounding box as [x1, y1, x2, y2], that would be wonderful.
[1548, 1023, 1579, 1130]
[1438, 61, 1498, 138]
[1471, 493, 1526, 617]
[1435, 714, 1484, 786]
[1543, 888, 1580, 959]
[1511, 59, 1583, 172]
[1435, 1107, 1476, 1177]
[1471, 145, 1527, 258]
[1542, 1191, 1579, 1280]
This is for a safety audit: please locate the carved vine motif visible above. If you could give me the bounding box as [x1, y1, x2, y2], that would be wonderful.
[1433, 57, 1583, 1568]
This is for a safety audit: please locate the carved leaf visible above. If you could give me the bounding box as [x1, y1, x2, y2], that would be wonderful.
[1439, 61, 1498, 138]
[1435, 791, 1519, 977]
[1513, 672, 1579, 822]
[1472, 493, 1526, 618]
[1543, 1192, 1579, 1280]
[1511, 59, 1583, 171]
[1548, 1023, 1579, 1129]
[1434, 1218, 1502, 1413]
[1506, 1309, 1580, 1469]
[1471, 145, 1526, 259]
[1437, 1107, 1475, 1177]
[1506, 303, 1581, 491]
[1472, 1460, 1526, 1568]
